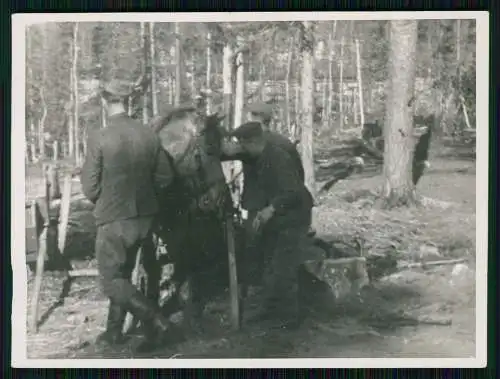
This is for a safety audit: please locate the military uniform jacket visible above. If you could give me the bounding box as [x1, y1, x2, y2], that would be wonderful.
[264, 131, 304, 183]
[240, 142, 313, 229]
[81, 113, 175, 226]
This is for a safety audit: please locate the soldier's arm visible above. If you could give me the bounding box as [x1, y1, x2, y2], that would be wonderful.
[219, 140, 250, 162]
[80, 131, 103, 204]
[268, 150, 308, 215]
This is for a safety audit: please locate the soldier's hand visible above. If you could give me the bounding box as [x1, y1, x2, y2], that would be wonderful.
[252, 205, 275, 233]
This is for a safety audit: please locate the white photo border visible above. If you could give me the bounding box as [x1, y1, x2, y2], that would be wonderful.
[11, 11, 490, 368]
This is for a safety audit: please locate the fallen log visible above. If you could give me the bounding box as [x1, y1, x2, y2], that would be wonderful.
[398, 258, 468, 270]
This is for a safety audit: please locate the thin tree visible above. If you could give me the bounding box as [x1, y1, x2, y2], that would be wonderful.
[382, 20, 419, 208]
[339, 34, 345, 131]
[72, 22, 81, 165]
[326, 21, 337, 130]
[299, 21, 316, 198]
[141, 22, 149, 125]
[355, 38, 365, 127]
[284, 35, 294, 136]
[150, 22, 158, 116]
[206, 30, 212, 115]
[174, 22, 182, 106]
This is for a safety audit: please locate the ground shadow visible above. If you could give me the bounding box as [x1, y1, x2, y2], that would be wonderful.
[36, 276, 74, 329]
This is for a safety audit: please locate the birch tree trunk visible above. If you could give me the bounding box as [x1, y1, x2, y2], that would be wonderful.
[73, 22, 81, 165]
[141, 22, 149, 125]
[174, 22, 182, 107]
[206, 31, 212, 115]
[39, 87, 47, 159]
[300, 21, 316, 198]
[233, 37, 245, 208]
[339, 36, 345, 131]
[355, 38, 365, 127]
[382, 20, 419, 208]
[222, 44, 233, 131]
[29, 121, 37, 162]
[285, 36, 294, 136]
[150, 22, 158, 116]
[233, 36, 245, 128]
[190, 61, 196, 98]
[167, 75, 173, 105]
[326, 21, 337, 130]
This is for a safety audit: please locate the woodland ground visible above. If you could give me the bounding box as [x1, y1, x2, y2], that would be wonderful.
[22, 141, 478, 359]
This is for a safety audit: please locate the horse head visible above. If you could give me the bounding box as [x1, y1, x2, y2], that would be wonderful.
[149, 106, 230, 216]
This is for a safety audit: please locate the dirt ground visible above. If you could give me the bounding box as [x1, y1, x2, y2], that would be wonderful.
[23, 155, 477, 359]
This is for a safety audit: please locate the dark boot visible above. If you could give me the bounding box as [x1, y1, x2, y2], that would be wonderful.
[96, 301, 128, 346]
[126, 292, 184, 353]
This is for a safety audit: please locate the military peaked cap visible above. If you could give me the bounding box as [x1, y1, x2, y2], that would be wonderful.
[230, 121, 264, 140]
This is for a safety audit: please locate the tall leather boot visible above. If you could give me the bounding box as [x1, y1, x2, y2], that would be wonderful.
[126, 292, 184, 353]
[96, 301, 128, 346]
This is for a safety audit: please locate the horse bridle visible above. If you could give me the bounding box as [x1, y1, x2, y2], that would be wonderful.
[175, 134, 230, 216]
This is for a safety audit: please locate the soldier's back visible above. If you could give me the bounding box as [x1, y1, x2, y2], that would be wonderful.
[94, 114, 162, 225]
[264, 131, 304, 182]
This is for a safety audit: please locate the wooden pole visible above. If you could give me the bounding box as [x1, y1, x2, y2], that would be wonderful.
[29, 168, 50, 333]
[29, 227, 48, 333]
[225, 216, 240, 331]
[57, 174, 73, 255]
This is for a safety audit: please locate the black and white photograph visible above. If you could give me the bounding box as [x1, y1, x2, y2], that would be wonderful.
[11, 12, 488, 368]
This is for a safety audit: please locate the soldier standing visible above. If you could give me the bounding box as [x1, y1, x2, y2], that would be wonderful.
[81, 78, 180, 353]
[222, 121, 323, 329]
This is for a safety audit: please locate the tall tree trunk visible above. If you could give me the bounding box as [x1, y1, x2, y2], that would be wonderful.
[190, 60, 196, 98]
[222, 44, 233, 131]
[222, 43, 238, 206]
[141, 22, 149, 125]
[284, 36, 294, 137]
[355, 38, 365, 127]
[39, 87, 47, 159]
[73, 22, 81, 165]
[53, 140, 59, 161]
[258, 61, 265, 101]
[339, 35, 345, 131]
[234, 36, 245, 128]
[82, 128, 88, 156]
[150, 22, 158, 116]
[206, 31, 212, 115]
[326, 21, 337, 130]
[174, 22, 182, 107]
[382, 20, 419, 208]
[300, 21, 316, 198]
[167, 75, 173, 105]
[233, 37, 245, 207]
[29, 121, 37, 162]
[101, 97, 107, 129]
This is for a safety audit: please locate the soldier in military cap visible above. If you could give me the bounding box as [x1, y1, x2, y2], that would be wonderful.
[222, 121, 321, 328]
[246, 101, 304, 183]
[81, 78, 181, 353]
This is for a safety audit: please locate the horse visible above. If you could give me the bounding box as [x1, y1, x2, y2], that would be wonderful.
[133, 106, 243, 335]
